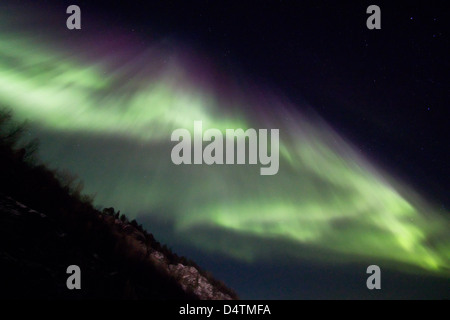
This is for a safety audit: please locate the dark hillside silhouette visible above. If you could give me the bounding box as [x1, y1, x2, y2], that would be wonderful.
[0, 108, 237, 299]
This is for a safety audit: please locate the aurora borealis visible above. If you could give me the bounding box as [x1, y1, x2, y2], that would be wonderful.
[0, 2, 448, 299]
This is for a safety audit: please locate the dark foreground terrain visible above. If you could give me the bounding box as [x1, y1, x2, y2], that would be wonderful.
[0, 109, 236, 299]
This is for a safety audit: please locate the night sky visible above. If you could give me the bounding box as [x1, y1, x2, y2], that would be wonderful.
[0, 1, 449, 299]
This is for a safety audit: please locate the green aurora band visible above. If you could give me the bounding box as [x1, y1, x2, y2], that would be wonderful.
[0, 28, 449, 276]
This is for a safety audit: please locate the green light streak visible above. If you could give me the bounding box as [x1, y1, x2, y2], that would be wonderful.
[0, 28, 448, 276]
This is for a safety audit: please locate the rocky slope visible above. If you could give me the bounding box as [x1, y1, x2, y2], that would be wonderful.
[0, 194, 235, 300]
